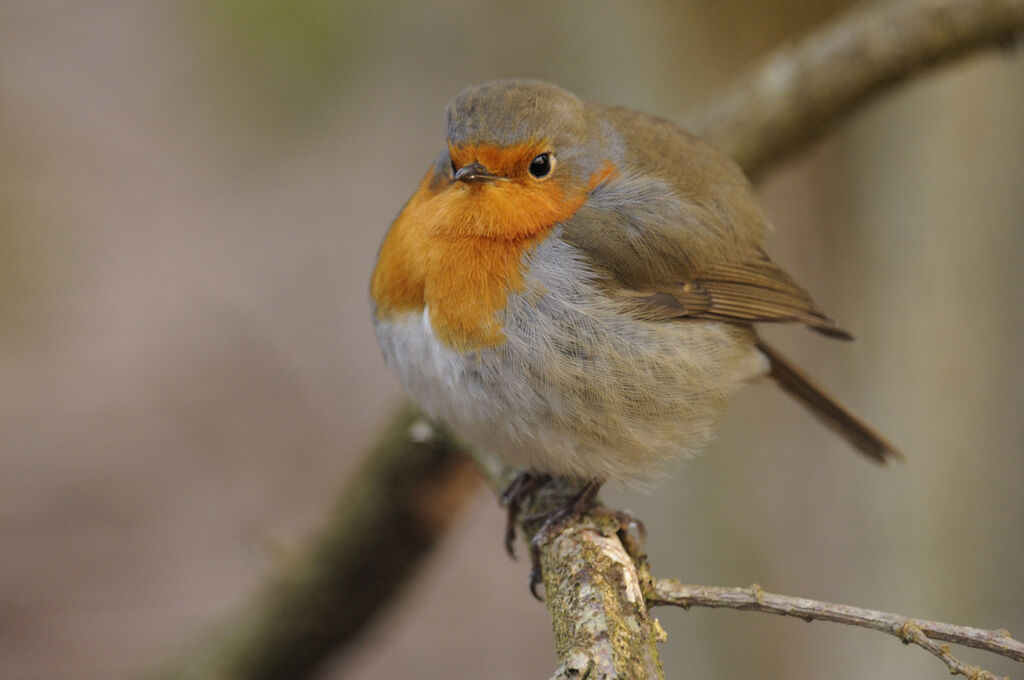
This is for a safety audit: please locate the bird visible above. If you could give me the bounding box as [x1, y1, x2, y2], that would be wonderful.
[370, 79, 899, 588]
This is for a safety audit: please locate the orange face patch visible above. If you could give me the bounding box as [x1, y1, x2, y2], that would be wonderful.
[371, 150, 617, 351]
[448, 142, 544, 181]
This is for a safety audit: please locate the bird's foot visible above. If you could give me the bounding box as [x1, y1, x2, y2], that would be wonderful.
[527, 500, 647, 600]
[525, 479, 605, 600]
[503, 475, 646, 600]
[500, 470, 547, 558]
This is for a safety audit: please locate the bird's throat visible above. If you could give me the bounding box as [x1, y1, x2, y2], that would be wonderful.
[371, 169, 586, 351]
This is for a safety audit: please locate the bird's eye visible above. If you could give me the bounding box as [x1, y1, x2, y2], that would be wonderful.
[528, 153, 554, 179]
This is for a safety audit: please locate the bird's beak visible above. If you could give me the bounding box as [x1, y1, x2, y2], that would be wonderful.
[454, 162, 503, 184]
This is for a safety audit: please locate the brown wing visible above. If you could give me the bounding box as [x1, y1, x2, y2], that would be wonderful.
[620, 251, 853, 339]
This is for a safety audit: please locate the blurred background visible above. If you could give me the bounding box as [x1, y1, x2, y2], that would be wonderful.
[1, 1, 1022, 678]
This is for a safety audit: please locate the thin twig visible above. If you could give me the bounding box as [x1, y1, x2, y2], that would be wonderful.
[898, 621, 1008, 680]
[649, 580, 1023, 678]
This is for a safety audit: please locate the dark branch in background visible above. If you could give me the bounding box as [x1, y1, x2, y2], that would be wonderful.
[687, 0, 1024, 181]
[152, 405, 479, 680]
[151, 1, 1024, 678]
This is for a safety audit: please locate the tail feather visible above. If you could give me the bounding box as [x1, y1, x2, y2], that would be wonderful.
[756, 340, 901, 464]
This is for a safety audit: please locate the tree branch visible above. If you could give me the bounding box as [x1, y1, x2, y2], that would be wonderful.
[542, 516, 664, 679]
[687, 0, 1024, 181]
[153, 0, 1024, 678]
[471, 456, 665, 679]
[152, 406, 479, 680]
[648, 580, 1024, 679]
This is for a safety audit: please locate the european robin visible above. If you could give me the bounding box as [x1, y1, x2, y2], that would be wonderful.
[370, 80, 898, 583]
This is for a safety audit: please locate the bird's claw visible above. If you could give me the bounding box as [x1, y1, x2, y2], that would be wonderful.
[500, 471, 546, 558]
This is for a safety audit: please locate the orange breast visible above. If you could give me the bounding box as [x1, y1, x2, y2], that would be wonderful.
[371, 166, 591, 351]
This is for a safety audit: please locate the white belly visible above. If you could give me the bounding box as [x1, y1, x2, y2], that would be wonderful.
[373, 238, 763, 482]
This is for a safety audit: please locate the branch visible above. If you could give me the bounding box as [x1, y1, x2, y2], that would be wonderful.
[541, 515, 664, 679]
[686, 0, 1024, 180]
[153, 406, 480, 680]
[649, 580, 1024, 679]
[470, 456, 665, 679]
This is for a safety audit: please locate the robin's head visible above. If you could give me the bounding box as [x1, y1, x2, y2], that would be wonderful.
[373, 81, 621, 348]
[414, 80, 614, 241]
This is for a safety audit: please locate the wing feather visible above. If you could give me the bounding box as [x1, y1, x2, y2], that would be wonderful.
[619, 253, 852, 339]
